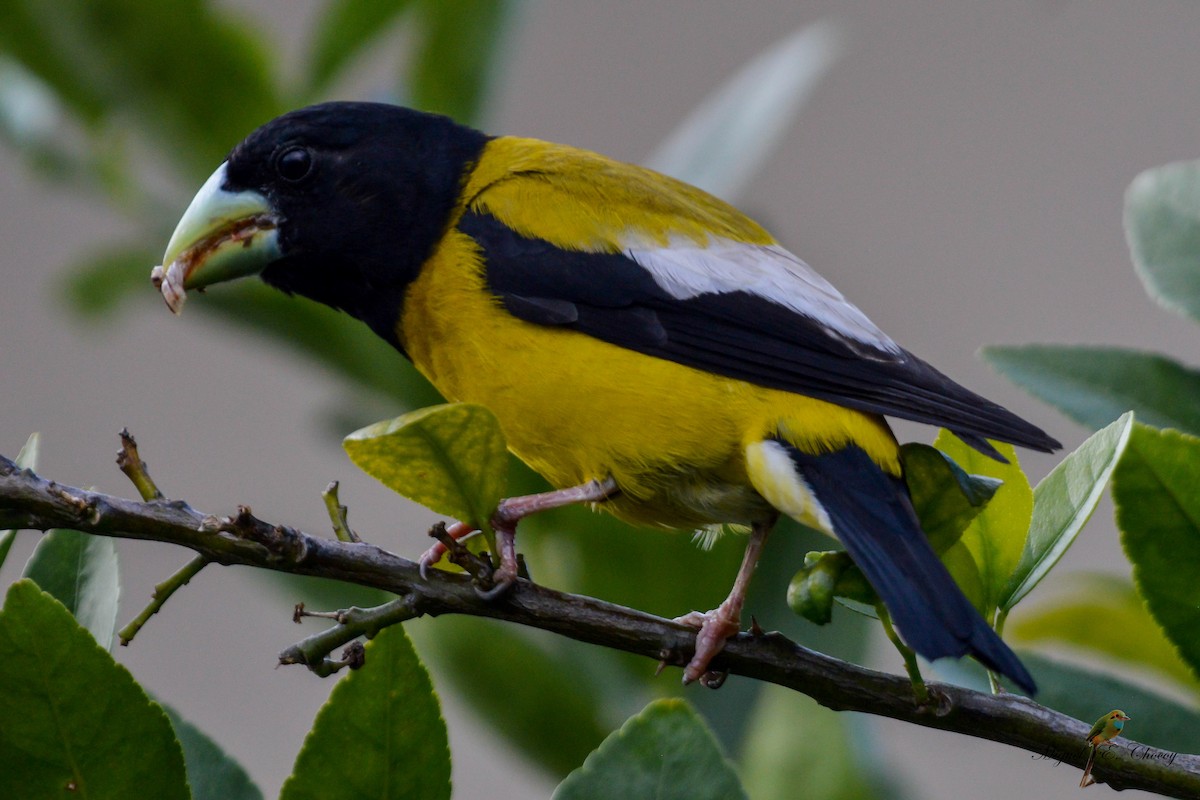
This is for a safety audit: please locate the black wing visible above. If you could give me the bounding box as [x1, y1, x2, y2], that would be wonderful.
[460, 210, 1059, 455]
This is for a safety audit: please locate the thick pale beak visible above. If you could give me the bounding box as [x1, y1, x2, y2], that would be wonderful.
[151, 163, 281, 314]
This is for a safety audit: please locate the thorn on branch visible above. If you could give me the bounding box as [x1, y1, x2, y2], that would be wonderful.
[338, 641, 366, 671]
[116, 428, 164, 502]
[656, 644, 691, 679]
[922, 687, 954, 717]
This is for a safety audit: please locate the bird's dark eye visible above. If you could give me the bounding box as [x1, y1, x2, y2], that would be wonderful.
[275, 146, 313, 182]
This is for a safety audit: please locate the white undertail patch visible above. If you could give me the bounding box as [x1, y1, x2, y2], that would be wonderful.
[744, 439, 835, 536]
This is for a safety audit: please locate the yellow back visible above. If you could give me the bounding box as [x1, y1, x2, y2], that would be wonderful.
[399, 136, 900, 529]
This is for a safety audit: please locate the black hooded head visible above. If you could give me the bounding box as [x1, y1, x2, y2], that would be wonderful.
[220, 101, 489, 344]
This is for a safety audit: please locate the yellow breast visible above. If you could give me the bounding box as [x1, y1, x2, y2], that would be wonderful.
[398, 226, 899, 530]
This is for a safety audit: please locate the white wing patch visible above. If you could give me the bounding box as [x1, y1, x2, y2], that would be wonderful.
[623, 235, 901, 355]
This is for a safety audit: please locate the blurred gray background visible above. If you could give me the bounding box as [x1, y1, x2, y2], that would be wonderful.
[3, 1, 1197, 797]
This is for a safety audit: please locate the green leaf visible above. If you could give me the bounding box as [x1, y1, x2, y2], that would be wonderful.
[23, 528, 120, 650]
[1126, 159, 1200, 323]
[739, 685, 900, 800]
[939, 540, 987, 617]
[1010, 575, 1199, 692]
[983, 345, 1200, 435]
[1113, 423, 1200, 678]
[522, 498, 741, 618]
[1025, 652, 1200, 754]
[163, 702, 263, 800]
[343, 403, 507, 540]
[306, 0, 417, 95]
[934, 431, 1032, 616]
[13, 431, 39, 468]
[0, 580, 189, 799]
[0, 57, 63, 146]
[644, 20, 843, 202]
[0, 432, 39, 571]
[0, 528, 16, 573]
[901, 442, 1001, 554]
[0, 2, 107, 125]
[552, 699, 747, 800]
[0, 0, 282, 173]
[280, 624, 450, 800]
[407, 0, 512, 124]
[1000, 412, 1134, 611]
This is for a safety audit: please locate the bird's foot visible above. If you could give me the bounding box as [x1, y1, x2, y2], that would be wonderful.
[419, 521, 479, 579]
[474, 517, 519, 600]
[421, 522, 522, 600]
[424, 479, 618, 598]
[674, 602, 741, 686]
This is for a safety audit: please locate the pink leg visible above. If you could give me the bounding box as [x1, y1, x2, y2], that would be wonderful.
[674, 519, 774, 684]
[476, 477, 619, 599]
[421, 477, 618, 599]
[418, 521, 477, 579]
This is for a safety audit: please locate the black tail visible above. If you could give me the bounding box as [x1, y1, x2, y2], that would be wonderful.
[785, 441, 1036, 695]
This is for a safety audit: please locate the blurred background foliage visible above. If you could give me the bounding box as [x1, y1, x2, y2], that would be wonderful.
[6, 1, 1200, 798]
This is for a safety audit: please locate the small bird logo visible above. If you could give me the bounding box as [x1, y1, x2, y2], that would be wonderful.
[1081, 710, 1130, 788]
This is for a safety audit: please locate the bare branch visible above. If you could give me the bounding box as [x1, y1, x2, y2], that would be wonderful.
[1, 451, 1197, 798]
[114, 429, 211, 645]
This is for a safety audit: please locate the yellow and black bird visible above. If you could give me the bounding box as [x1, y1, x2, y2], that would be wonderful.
[154, 102, 1057, 691]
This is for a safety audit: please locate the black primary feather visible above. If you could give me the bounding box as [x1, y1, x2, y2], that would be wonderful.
[784, 443, 1036, 694]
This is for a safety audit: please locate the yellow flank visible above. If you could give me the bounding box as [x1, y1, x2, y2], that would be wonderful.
[399, 136, 900, 530]
[462, 137, 776, 251]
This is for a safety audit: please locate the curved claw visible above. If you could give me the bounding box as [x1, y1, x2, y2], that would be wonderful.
[474, 569, 517, 601]
[418, 545, 443, 580]
[675, 605, 742, 685]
